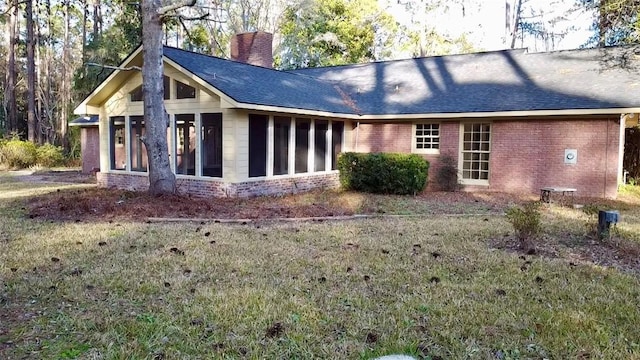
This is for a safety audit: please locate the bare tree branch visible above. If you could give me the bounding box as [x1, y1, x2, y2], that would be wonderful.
[86, 63, 142, 71]
[165, 12, 209, 21]
[157, 0, 196, 16]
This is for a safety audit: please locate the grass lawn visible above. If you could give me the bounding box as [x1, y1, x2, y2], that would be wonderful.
[1, 172, 640, 359]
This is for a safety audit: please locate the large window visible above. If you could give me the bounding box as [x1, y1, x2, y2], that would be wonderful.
[331, 122, 344, 170]
[461, 123, 491, 182]
[176, 80, 196, 99]
[273, 117, 290, 175]
[201, 113, 223, 177]
[249, 114, 268, 177]
[295, 119, 310, 173]
[414, 123, 439, 153]
[248, 115, 344, 178]
[314, 120, 328, 172]
[130, 116, 147, 172]
[130, 76, 170, 101]
[175, 114, 196, 175]
[109, 116, 126, 170]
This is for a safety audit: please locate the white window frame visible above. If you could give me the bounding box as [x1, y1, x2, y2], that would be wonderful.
[458, 122, 491, 186]
[412, 122, 440, 154]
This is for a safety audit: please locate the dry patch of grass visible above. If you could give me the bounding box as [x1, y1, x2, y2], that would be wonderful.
[2, 173, 640, 359]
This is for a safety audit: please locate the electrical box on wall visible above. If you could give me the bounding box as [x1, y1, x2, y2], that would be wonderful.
[565, 149, 577, 164]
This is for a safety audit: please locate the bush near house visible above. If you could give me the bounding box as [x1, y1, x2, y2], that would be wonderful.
[0, 138, 38, 168]
[0, 138, 65, 169]
[337, 152, 429, 195]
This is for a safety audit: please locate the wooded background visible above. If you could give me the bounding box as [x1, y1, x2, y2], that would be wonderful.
[0, 0, 637, 152]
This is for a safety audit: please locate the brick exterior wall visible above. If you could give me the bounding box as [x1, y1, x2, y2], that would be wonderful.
[490, 117, 620, 198]
[352, 117, 620, 198]
[81, 127, 100, 174]
[230, 32, 273, 68]
[96, 172, 339, 198]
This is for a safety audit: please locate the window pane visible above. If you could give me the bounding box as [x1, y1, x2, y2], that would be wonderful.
[315, 120, 328, 172]
[130, 86, 143, 102]
[202, 113, 222, 177]
[331, 121, 344, 170]
[249, 114, 268, 177]
[295, 119, 310, 173]
[110, 117, 126, 170]
[414, 123, 439, 150]
[175, 114, 195, 175]
[273, 116, 290, 176]
[163, 76, 170, 100]
[481, 131, 490, 142]
[461, 123, 491, 181]
[176, 80, 196, 99]
[130, 116, 147, 172]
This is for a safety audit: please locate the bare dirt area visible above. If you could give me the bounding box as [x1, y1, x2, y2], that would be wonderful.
[15, 170, 629, 224]
[7, 168, 525, 222]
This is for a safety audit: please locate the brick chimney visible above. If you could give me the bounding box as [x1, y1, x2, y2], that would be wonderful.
[230, 31, 274, 68]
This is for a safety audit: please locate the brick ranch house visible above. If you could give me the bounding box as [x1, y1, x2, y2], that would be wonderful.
[73, 32, 640, 198]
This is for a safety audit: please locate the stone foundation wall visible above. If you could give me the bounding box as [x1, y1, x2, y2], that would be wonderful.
[96, 172, 340, 198]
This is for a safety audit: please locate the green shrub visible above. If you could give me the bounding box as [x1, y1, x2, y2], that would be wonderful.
[0, 139, 38, 168]
[36, 143, 65, 167]
[581, 204, 605, 239]
[435, 153, 461, 192]
[505, 201, 542, 250]
[337, 152, 429, 195]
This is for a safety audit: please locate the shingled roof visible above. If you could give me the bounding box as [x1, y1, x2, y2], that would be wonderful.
[164, 45, 640, 117]
[163, 47, 355, 114]
[76, 45, 640, 118]
[288, 46, 640, 116]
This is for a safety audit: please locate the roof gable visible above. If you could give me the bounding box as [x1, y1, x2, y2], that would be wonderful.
[162, 47, 356, 115]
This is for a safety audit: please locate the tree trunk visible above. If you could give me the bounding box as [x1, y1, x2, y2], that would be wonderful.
[141, 0, 177, 195]
[61, 0, 71, 149]
[598, 0, 608, 47]
[93, 0, 102, 37]
[26, 0, 37, 142]
[4, 0, 18, 134]
[82, 0, 87, 60]
[509, 0, 523, 49]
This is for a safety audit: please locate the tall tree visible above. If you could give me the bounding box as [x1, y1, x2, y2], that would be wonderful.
[60, 0, 71, 148]
[597, 0, 639, 45]
[25, 0, 37, 142]
[510, 0, 574, 51]
[140, 0, 196, 195]
[395, 0, 474, 57]
[4, 0, 18, 133]
[278, 0, 397, 69]
[575, 0, 639, 46]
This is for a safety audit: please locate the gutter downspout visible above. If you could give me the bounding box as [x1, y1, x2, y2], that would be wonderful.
[618, 114, 626, 188]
